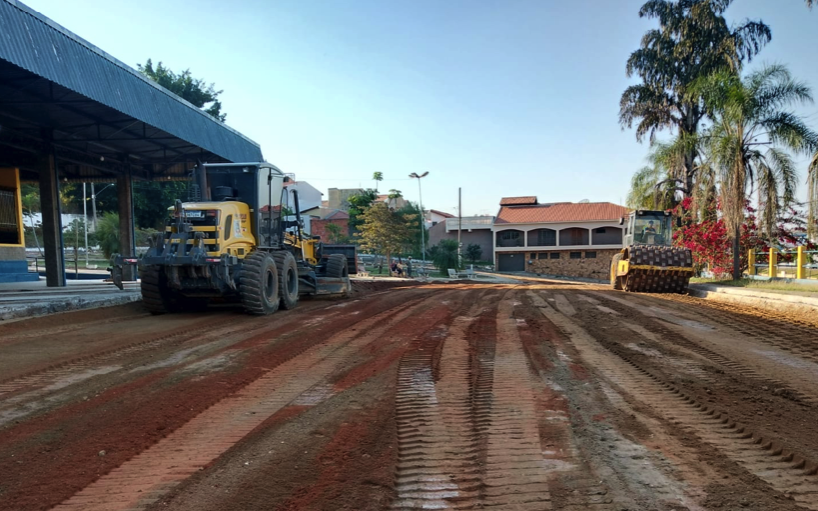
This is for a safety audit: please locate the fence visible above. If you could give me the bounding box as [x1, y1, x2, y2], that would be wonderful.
[748, 246, 818, 280]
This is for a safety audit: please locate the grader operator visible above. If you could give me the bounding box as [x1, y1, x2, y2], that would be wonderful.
[110, 162, 352, 315]
[610, 210, 694, 293]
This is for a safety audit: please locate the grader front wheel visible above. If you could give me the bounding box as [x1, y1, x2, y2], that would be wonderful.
[240, 252, 280, 315]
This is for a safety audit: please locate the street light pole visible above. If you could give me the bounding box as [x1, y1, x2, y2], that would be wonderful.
[409, 171, 429, 272]
[83, 183, 89, 267]
[91, 183, 114, 232]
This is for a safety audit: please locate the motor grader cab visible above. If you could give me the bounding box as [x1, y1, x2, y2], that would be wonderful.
[110, 162, 352, 315]
[610, 210, 693, 293]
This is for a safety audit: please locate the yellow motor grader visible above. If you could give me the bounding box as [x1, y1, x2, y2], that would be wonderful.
[610, 210, 693, 293]
[110, 162, 353, 315]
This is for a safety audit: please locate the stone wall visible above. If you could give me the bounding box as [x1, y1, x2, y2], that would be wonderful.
[524, 249, 619, 280]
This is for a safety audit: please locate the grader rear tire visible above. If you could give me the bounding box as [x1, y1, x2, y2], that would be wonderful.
[273, 251, 299, 310]
[140, 267, 180, 315]
[326, 254, 349, 279]
[240, 252, 280, 315]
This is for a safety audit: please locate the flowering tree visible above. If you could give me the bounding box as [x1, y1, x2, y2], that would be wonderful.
[672, 198, 816, 278]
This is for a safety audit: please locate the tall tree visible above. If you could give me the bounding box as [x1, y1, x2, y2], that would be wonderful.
[138, 59, 226, 121]
[355, 203, 418, 269]
[372, 172, 384, 191]
[620, 0, 771, 199]
[692, 64, 817, 278]
[346, 189, 378, 235]
[465, 243, 483, 264]
[20, 184, 42, 255]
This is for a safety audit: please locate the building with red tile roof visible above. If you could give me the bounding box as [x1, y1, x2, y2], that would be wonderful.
[499, 196, 538, 206]
[492, 197, 630, 279]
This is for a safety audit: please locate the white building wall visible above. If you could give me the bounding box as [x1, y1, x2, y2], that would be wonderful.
[492, 220, 624, 260]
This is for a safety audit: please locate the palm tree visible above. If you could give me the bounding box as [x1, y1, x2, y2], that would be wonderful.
[372, 172, 383, 191]
[620, 0, 771, 198]
[627, 137, 714, 212]
[95, 212, 121, 259]
[692, 65, 817, 278]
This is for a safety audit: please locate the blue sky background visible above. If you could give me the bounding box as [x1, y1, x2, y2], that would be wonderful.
[21, 0, 818, 216]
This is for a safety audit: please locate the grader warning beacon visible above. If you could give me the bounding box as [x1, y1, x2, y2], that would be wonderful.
[610, 210, 693, 293]
[110, 162, 353, 315]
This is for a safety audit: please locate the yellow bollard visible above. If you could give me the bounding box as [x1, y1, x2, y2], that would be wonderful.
[748, 250, 756, 276]
[796, 246, 806, 280]
[769, 247, 777, 278]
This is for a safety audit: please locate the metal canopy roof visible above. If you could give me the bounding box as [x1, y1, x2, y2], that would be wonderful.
[0, 0, 263, 181]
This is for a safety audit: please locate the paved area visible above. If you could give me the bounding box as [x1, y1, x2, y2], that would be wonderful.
[0, 279, 140, 321]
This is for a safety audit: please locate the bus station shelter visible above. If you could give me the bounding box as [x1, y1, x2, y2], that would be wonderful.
[0, 0, 263, 285]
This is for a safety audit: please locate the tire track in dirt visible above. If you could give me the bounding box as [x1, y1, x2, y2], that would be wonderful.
[391, 290, 491, 509]
[51, 291, 454, 511]
[480, 293, 553, 509]
[391, 290, 555, 510]
[590, 291, 818, 405]
[536, 291, 818, 510]
[650, 294, 818, 361]
[0, 315, 242, 398]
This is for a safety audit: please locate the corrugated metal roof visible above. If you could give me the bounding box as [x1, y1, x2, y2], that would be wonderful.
[0, 0, 263, 163]
[496, 202, 630, 224]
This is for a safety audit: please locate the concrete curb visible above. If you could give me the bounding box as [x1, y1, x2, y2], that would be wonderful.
[688, 284, 818, 315]
[0, 292, 141, 322]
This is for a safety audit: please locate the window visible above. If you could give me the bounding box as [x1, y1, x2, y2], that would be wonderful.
[0, 188, 21, 245]
[496, 230, 524, 247]
[549, 252, 560, 259]
[224, 214, 233, 241]
[570, 252, 581, 259]
[559, 228, 589, 246]
[585, 251, 597, 258]
[592, 226, 623, 245]
[528, 228, 556, 247]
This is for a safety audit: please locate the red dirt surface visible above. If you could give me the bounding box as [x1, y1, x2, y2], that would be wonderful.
[1, 281, 816, 510]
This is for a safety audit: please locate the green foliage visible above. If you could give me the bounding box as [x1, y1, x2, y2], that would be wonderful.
[620, 0, 771, 199]
[63, 218, 96, 257]
[138, 59, 225, 121]
[96, 212, 121, 259]
[136, 228, 160, 247]
[396, 202, 424, 256]
[133, 181, 189, 230]
[347, 189, 378, 234]
[20, 184, 39, 215]
[431, 239, 460, 271]
[325, 222, 350, 244]
[372, 171, 383, 191]
[690, 65, 817, 243]
[355, 203, 418, 262]
[465, 243, 482, 264]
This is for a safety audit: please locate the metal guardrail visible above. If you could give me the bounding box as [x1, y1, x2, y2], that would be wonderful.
[748, 247, 818, 280]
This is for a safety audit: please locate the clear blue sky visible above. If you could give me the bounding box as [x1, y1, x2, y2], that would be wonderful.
[21, 0, 818, 215]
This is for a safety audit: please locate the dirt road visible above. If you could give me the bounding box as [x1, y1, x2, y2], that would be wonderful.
[1, 280, 817, 510]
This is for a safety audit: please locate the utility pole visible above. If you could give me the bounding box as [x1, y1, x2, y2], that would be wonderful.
[83, 183, 89, 267]
[458, 187, 462, 268]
